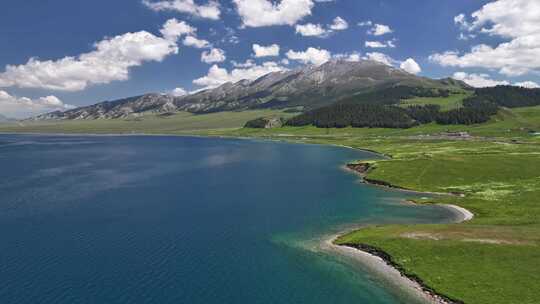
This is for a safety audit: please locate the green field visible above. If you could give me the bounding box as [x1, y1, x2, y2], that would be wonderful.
[0, 110, 291, 134]
[1, 106, 540, 303]
[400, 92, 471, 111]
[334, 139, 540, 304]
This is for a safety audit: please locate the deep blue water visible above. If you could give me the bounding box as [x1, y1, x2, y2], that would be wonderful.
[0, 135, 454, 304]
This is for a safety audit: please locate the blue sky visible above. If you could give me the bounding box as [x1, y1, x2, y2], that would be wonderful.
[1, 0, 539, 118]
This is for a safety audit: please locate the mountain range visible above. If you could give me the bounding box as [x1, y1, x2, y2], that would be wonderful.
[33, 59, 470, 120]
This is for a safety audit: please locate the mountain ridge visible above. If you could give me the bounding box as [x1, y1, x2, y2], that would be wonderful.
[32, 59, 471, 121]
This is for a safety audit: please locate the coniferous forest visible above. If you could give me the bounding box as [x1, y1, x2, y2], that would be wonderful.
[277, 85, 540, 129]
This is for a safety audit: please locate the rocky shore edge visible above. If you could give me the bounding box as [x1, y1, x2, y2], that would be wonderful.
[329, 161, 475, 303]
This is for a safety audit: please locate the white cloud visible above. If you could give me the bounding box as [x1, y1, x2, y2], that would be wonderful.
[233, 0, 314, 27]
[0, 90, 74, 118]
[363, 52, 396, 66]
[160, 19, 196, 41]
[170, 87, 188, 96]
[295, 23, 328, 37]
[365, 40, 395, 48]
[452, 72, 509, 88]
[458, 32, 476, 41]
[329, 16, 348, 31]
[431, 0, 540, 77]
[183, 35, 210, 48]
[286, 47, 331, 65]
[453, 72, 540, 88]
[358, 20, 373, 27]
[193, 62, 286, 88]
[201, 48, 226, 63]
[295, 16, 348, 38]
[252, 44, 280, 57]
[400, 58, 422, 74]
[466, 0, 540, 38]
[0, 20, 185, 92]
[142, 0, 221, 20]
[454, 13, 471, 30]
[333, 52, 362, 62]
[231, 59, 256, 68]
[515, 81, 540, 89]
[367, 23, 393, 36]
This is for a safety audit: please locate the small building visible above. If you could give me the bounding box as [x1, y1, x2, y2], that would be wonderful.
[440, 131, 471, 138]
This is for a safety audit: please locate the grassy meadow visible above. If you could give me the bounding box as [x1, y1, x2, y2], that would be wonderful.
[0, 110, 291, 135]
[399, 92, 472, 111]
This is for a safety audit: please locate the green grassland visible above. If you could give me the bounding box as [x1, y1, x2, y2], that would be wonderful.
[1, 103, 540, 303]
[400, 92, 472, 111]
[334, 139, 540, 304]
[0, 110, 291, 134]
[194, 105, 540, 140]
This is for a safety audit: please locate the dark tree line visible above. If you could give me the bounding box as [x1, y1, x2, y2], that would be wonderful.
[250, 85, 540, 129]
[285, 104, 417, 129]
[283, 100, 501, 129]
[474, 85, 540, 108]
[425, 99, 500, 125]
[244, 117, 271, 128]
[338, 86, 451, 106]
[405, 105, 441, 124]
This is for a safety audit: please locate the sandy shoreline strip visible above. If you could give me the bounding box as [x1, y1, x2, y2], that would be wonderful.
[440, 204, 474, 222]
[321, 233, 455, 304]
[324, 201, 473, 304]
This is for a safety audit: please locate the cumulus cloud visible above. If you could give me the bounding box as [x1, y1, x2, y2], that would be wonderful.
[515, 81, 540, 89]
[295, 23, 328, 37]
[201, 48, 225, 63]
[183, 35, 210, 48]
[400, 58, 422, 74]
[362, 52, 397, 66]
[453, 72, 540, 88]
[358, 20, 373, 27]
[0, 90, 74, 118]
[142, 0, 221, 20]
[430, 0, 540, 77]
[330, 16, 348, 31]
[452, 72, 510, 87]
[0, 19, 195, 92]
[160, 19, 196, 41]
[169, 87, 188, 96]
[231, 59, 256, 68]
[252, 44, 280, 57]
[233, 0, 314, 27]
[365, 40, 396, 48]
[367, 23, 393, 36]
[193, 62, 287, 88]
[286, 47, 331, 65]
[295, 16, 348, 37]
[333, 52, 362, 62]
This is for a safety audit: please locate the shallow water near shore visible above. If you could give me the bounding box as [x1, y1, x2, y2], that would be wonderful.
[0, 134, 456, 304]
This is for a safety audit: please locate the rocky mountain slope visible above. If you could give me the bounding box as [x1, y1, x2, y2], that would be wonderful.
[33, 59, 470, 120]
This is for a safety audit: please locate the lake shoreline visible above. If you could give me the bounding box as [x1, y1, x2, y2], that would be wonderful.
[323, 201, 473, 304]
[333, 164, 474, 304]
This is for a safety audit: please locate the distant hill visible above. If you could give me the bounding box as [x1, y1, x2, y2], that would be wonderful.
[0, 114, 16, 123]
[32, 59, 471, 121]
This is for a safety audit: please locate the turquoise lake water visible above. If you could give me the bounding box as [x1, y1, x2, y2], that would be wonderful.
[0, 134, 455, 304]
